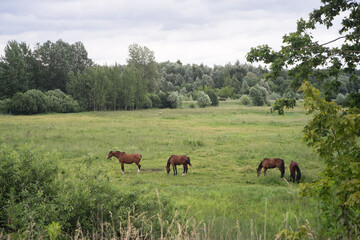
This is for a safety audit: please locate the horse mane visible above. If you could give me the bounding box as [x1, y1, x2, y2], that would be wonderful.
[167, 155, 174, 167]
[257, 159, 264, 170]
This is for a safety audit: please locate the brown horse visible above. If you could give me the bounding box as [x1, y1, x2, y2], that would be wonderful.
[257, 158, 285, 178]
[166, 155, 191, 176]
[107, 151, 142, 174]
[289, 160, 301, 183]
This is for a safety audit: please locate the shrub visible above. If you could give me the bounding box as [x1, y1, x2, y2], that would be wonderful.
[239, 95, 252, 105]
[197, 91, 212, 108]
[167, 91, 182, 109]
[0, 144, 175, 238]
[218, 86, 234, 99]
[268, 92, 282, 100]
[271, 98, 296, 115]
[335, 93, 347, 105]
[158, 91, 171, 108]
[249, 84, 269, 106]
[0, 98, 11, 114]
[46, 89, 80, 113]
[11, 90, 48, 115]
[206, 90, 219, 106]
[0, 143, 61, 235]
[140, 94, 152, 109]
[149, 94, 161, 108]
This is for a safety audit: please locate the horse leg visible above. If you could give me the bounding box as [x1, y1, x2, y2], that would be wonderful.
[182, 164, 186, 176]
[136, 162, 141, 173]
[263, 168, 267, 176]
[172, 164, 176, 176]
[121, 162, 125, 174]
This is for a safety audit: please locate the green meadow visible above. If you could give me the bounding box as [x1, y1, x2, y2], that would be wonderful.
[0, 101, 322, 238]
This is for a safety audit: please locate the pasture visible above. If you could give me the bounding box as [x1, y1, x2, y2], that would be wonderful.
[0, 101, 322, 238]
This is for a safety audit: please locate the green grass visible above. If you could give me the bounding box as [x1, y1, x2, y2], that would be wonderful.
[0, 101, 322, 238]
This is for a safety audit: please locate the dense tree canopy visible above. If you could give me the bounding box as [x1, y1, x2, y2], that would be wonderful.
[247, 0, 360, 92]
[247, 0, 360, 238]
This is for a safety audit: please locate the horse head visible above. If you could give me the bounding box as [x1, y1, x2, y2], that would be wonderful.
[166, 165, 171, 174]
[107, 151, 114, 159]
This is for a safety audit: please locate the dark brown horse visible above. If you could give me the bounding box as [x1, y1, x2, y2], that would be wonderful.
[107, 151, 142, 174]
[289, 160, 301, 183]
[257, 158, 285, 178]
[166, 155, 191, 176]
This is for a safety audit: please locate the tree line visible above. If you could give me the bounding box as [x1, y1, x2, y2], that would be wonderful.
[1, 40, 359, 114]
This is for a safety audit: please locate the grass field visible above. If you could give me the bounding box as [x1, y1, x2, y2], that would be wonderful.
[0, 101, 322, 239]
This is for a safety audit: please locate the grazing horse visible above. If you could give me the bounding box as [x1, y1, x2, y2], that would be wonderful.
[107, 151, 142, 174]
[257, 158, 285, 178]
[166, 155, 191, 176]
[289, 160, 301, 183]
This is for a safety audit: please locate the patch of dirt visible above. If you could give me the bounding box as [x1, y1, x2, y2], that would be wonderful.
[141, 168, 163, 172]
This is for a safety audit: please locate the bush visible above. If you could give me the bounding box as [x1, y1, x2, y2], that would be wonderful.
[0, 98, 11, 114]
[167, 91, 182, 109]
[158, 91, 171, 108]
[149, 94, 161, 108]
[218, 86, 234, 99]
[0, 143, 61, 235]
[249, 84, 269, 106]
[140, 94, 152, 109]
[335, 93, 347, 105]
[197, 91, 212, 108]
[206, 90, 219, 106]
[239, 95, 252, 105]
[46, 89, 80, 113]
[0, 144, 175, 238]
[11, 90, 48, 115]
[271, 98, 296, 115]
[268, 92, 282, 100]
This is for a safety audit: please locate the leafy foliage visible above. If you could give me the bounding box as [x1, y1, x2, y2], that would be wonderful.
[299, 82, 360, 238]
[249, 84, 269, 106]
[205, 89, 219, 106]
[0, 143, 175, 238]
[246, 0, 360, 92]
[167, 91, 182, 109]
[197, 91, 212, 108]
[247, 1, 360, 238]
[239, 94, 252, 106]
[2, 89, 79, 114]
[271, 98, 296, 115]
[45, 89, 80, 113]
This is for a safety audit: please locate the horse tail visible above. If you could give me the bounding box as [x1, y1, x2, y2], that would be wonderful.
[295, 164, 301, 182]
[280, 159, 285, 178]
[187, 157, 192, 166]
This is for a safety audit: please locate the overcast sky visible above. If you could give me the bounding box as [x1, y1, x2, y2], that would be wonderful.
[0, 0, 340, 66]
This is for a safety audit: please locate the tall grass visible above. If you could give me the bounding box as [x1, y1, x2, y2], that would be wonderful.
[0, 101, 322, 238]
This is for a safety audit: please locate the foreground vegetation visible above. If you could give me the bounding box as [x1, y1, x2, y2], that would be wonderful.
[0, 101, 325, 239]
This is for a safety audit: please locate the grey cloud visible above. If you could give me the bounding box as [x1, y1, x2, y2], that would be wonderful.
[0, 0, 326, 65]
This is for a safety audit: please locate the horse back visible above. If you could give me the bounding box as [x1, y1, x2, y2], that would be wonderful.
[129, 153, 142, 161]
[169, 155, 188, 165]
[262, 158, 283, 168]
[289, 160, 298, 171]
